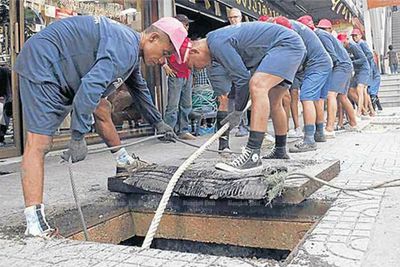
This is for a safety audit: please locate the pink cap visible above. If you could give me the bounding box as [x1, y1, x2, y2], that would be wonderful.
[297, 15, 315, 30]
[317, 19, 332, 29]
[337, 32, 348, 43]
[258, 15, 270, 22]
[153, 17, 188, 64]
[351, 28, 362, 36]
[273, 16, 292, 29]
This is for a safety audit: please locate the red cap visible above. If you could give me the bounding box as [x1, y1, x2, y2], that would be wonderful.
[153, 17, 188, 64]
[297, 15, 315, 30]
[351, 28, 362, 36]
[317, 19, 332, 29]
[273, 16, 292, 29]
[337, 32, 348, 43]
[258, 15, 270, 22]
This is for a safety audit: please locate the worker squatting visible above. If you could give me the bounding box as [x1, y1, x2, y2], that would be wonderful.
[15, 11, 379, 238]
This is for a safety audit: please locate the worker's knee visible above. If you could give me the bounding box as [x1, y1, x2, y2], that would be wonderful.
[24, 133, 53, 156]
[94, 99, 112, 122]
[249, 77, 268, 95]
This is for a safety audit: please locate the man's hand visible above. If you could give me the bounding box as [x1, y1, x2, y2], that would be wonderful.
[221, 111, 242, 131]
[155, 121, 176, 142]
[61, 131, 88, 163]
[163, 64, 177, 77]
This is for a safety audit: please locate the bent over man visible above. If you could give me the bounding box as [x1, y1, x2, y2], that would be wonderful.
[14, 16, 187, 237]
[187, 22, 306, 173]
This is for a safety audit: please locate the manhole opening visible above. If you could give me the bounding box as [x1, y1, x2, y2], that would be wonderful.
[120, 236, 290, 261]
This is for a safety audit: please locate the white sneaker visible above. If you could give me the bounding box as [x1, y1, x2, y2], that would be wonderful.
[24, 204, 61, 239]
[325, 130, 336, 139]
[288, 127, 302, 138]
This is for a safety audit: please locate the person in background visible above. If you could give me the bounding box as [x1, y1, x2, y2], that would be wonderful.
[351, 29, 375, 116]
[387, 45, 399, 74]
[163, 14, 196, 140]
[0, 66, 11, 146]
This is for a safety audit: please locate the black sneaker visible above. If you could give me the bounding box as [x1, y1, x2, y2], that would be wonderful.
[314, 133, 327, 142]
[215, 147, 262, 173]
[262, 147, 290, 159]
[289, 141, 317, 153]
[116, 154, 149, 177]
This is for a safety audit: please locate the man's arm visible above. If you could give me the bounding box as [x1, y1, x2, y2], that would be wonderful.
[124, 65, 162, 126]
[351, 44, 368, 67]
[71, 57, 116, 134]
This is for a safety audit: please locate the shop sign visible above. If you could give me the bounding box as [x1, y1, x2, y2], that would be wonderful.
[367, 0, 400, 9]
[218, 0, 271, 17]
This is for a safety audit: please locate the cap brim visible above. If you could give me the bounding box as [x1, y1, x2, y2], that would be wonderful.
[188, 19, 194, 23]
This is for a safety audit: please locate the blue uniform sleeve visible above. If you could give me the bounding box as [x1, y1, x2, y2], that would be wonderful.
[351, 44, 368, 67]
[320, 35, 338, 67]
[210, 41, 250, 111]
[360, 42, 374, 64]
[71, 57, 115, 133]
[71, 38, 136, 134]
[124, 65, 162, 126]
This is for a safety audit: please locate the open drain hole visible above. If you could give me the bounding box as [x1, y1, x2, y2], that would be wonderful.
[0, 171, 12, 176]
[121, 236, 290, 261]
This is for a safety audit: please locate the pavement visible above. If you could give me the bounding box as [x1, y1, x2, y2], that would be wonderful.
[1, 108, 400, 266]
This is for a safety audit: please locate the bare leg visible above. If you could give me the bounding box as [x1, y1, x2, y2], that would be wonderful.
[290, 89, 300, 129]
[282, 90, 291, 130]
[94, 98, 121, 152]
[315, 99, 325, 126]
[22, 132, 53, 206]
[326, 92, 338, 132]
[302, 101, 316, 128]
[338, 99, 344, 128]
[338, 94, 357, 127]
[249, 73, 284, 132]
[356, 84, 365, 116]
[269, 87, 290, 135]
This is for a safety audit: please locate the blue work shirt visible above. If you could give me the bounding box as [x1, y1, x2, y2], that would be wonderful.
[290, 20, 332, 70]
[315, 28, 352, 71]
[357, 40, 379, 77]
[15, 16, 160, 133]
[206, 22, 305, 111]
[346, 41, 370, 72]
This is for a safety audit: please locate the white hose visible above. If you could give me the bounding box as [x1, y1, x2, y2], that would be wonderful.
[141, 101, 252, 249]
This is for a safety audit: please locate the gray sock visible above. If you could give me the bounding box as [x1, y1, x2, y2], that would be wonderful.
[304, 124, 315, 144]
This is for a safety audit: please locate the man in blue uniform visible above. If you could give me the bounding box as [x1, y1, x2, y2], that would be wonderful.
[340, 33, 371, 118]
[273, 17, 332, 153]
[311, 19, 358, 136]
[15, 16, 187, 237]
[187, 22, 306, 173]
[351, 29, 376, 116]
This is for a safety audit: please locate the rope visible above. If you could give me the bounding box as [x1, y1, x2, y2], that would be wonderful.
[141, 101, 252, 249]
[286, 172, 400, 191]
[192, 89, 217, 113]
[67, 161, 89, 241]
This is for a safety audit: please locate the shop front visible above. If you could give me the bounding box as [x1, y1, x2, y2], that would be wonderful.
[0, 0, 163, 159]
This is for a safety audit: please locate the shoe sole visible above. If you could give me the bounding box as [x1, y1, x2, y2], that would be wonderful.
[215, 163, 263, 174]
